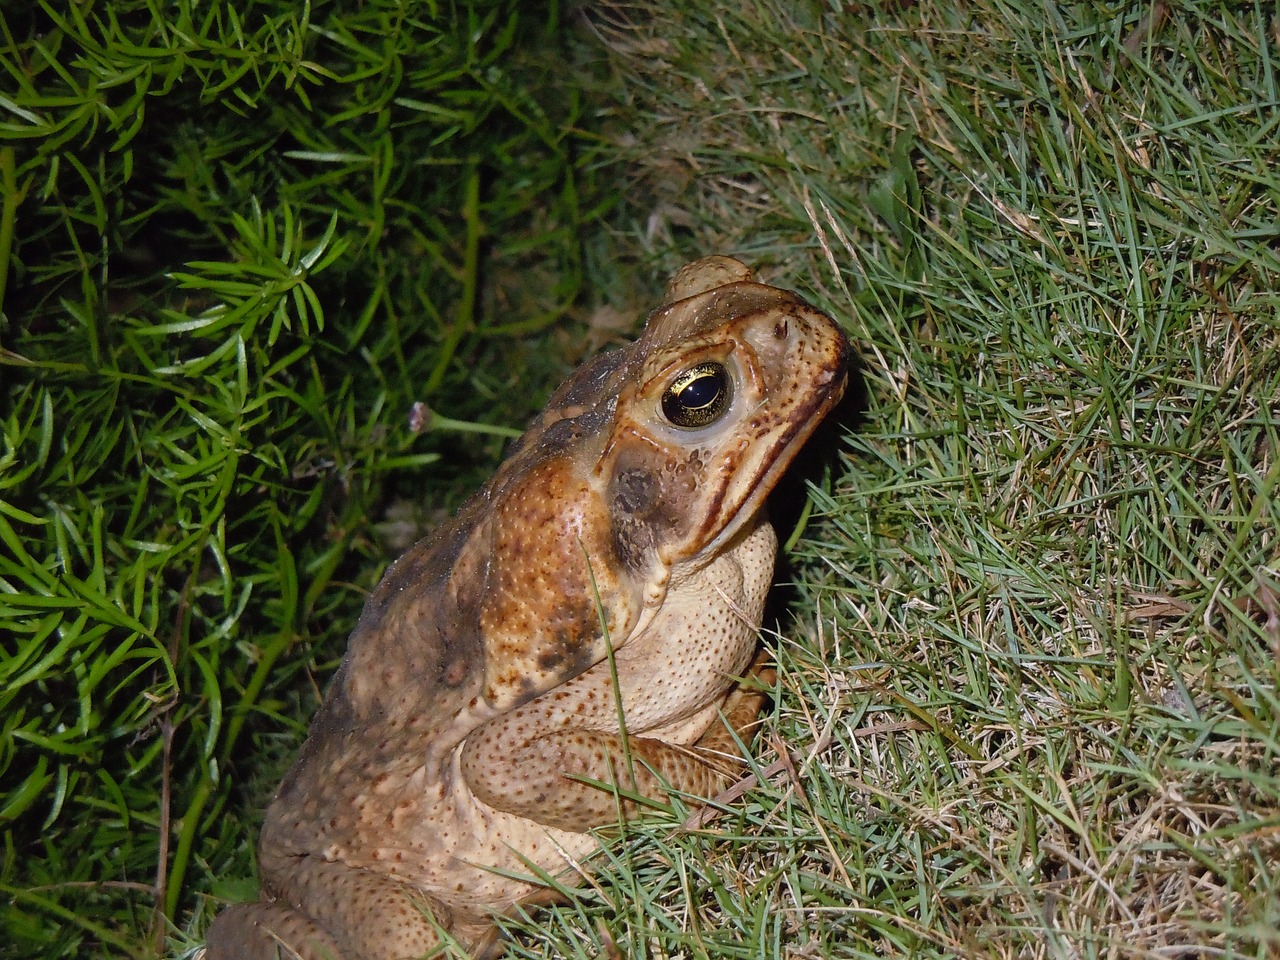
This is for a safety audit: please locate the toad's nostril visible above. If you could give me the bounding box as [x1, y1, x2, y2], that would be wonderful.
[773, 318, 789, 341]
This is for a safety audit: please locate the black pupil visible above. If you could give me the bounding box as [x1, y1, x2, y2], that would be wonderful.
[679, 373, 721, 410]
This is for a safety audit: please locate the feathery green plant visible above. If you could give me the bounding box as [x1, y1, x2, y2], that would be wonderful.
[0, 1, 598, 955]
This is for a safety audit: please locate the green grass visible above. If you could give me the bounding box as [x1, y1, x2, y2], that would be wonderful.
[500, 0, 1278, 956]
[4, 0, 1279, 957]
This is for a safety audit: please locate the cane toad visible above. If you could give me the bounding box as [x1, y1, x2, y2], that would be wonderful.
[205, 256, 848, 959]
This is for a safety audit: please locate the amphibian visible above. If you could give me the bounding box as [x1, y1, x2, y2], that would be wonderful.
[205, 256, 848, 959]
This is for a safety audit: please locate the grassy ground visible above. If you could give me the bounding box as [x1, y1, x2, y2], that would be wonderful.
[529, 0, 1279, 957]
[3, 0, 1278, 957]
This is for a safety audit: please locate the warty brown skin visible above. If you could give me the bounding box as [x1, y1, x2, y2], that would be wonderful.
[204, 256, 849, 959]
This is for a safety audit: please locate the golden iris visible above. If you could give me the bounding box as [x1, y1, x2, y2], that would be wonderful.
[661, 362, 732, 428]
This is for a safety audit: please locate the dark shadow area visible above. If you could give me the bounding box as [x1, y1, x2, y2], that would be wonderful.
[762, 344, 870, 638]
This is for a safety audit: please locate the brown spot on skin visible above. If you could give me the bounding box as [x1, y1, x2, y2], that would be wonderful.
[612, 468, 656, 516]
[442, 659, 468, 686]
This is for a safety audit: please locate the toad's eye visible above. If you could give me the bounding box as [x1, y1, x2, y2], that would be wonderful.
[661, 362, 732, 429]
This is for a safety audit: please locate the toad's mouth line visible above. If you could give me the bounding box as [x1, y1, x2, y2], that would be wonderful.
[690, 361, 848, 562]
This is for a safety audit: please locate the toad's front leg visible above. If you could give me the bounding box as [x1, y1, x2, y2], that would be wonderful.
[461, 528, 775, 833]
[459, 664, 769, 833]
